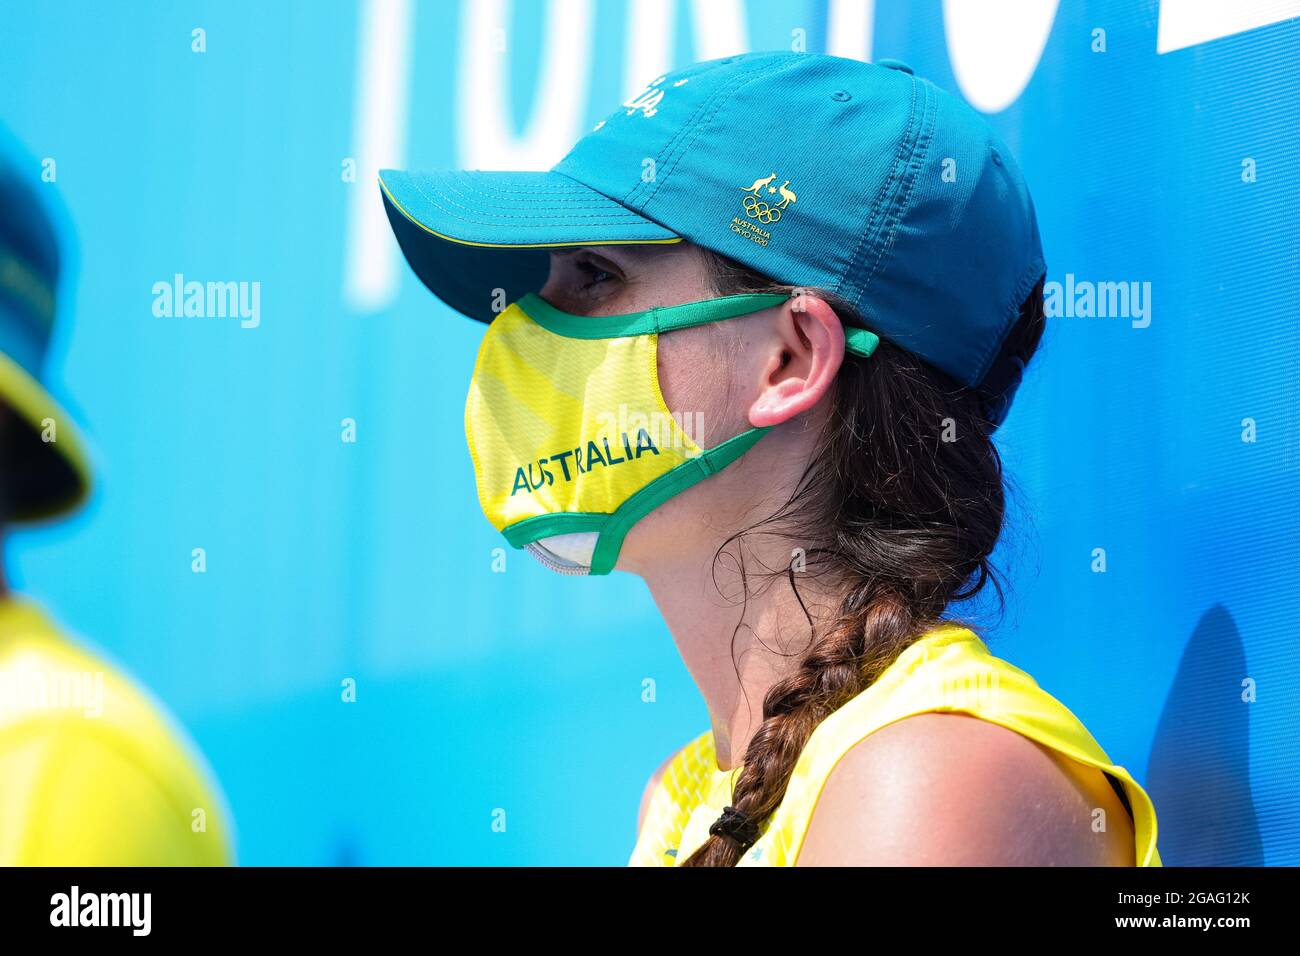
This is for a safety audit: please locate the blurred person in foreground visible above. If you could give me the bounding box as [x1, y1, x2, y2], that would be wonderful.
[0, 128, 233, 865]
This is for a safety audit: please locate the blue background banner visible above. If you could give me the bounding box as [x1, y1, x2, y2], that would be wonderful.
[1, 0, 1296, 865]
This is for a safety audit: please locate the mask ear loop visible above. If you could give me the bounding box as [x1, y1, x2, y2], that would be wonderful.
[519, 291, 883, 360]
[844, 325, 880, 358]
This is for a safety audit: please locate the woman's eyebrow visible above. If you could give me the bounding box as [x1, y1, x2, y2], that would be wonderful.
[549, 245, 626, 257]
[549, 246, 630, 274]
[550, 245, 621, 260]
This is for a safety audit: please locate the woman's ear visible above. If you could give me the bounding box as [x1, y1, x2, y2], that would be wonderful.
[747, 292, 845, 428]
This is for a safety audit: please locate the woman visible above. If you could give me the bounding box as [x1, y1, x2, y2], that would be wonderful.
[378, 51, 1161, 867]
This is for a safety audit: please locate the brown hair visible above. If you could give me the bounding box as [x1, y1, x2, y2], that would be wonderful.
[678, 248, 1047, 866]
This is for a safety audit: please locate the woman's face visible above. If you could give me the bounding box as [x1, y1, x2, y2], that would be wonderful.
[536, 242, 762, 573]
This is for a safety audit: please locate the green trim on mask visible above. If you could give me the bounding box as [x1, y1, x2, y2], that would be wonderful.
[588, 425, 772, 575]
[500, 512, 611, 548]
[844, 325, 880, 357]
[496, 428, 773, 573]
[516, 291, 881, 357]
[517, 292, 787, 339]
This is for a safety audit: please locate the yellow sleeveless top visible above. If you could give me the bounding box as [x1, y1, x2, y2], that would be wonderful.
[629, 622, 1161, 867]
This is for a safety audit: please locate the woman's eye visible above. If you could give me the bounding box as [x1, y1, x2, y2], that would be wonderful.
[576, 260, 616, 290]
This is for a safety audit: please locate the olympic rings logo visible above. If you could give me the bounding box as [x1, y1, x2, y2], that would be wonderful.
[742, 194, 782, 224]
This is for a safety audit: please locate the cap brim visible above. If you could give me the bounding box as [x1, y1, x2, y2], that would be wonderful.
[0, 348, 91, 522]
[379, 169, 680, 322]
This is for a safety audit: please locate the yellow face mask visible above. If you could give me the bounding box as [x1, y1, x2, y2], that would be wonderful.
[464, 291, 880, 575]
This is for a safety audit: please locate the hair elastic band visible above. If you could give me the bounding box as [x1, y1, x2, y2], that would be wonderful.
[709, 805, 761, 852]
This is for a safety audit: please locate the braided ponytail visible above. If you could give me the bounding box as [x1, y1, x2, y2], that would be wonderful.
[678, 252, 1046, 867]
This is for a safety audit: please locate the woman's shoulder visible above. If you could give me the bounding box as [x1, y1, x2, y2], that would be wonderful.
[768, 620, 1161, 866]
[796, 710, 1137, 865]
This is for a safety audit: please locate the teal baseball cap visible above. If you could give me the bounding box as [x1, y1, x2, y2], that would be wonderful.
[380, 51, 1045, 424]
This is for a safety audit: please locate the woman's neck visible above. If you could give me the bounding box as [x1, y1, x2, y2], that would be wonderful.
[639, 533, 842, 772]
[630, 406, 842, 772]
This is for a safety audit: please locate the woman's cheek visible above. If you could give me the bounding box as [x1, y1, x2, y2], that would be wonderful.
[656, 326, 739, 449]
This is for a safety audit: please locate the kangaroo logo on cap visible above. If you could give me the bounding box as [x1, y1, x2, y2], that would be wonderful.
[731, 172, 797, 246]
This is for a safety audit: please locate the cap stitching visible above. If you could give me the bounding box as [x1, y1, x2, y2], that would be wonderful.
[834, 73, 925, 304]
[452, 179, 594, 197]
[620, 58, 768, 209]
[388, 171, 598, 198]
[620, 72, 734, 210]
[625, 55, 799, 212]
[865, 76, 937, 292]
[405, 171, 663, 225]
[413, 171, 627, 214]
[446, 170, 592, 194]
